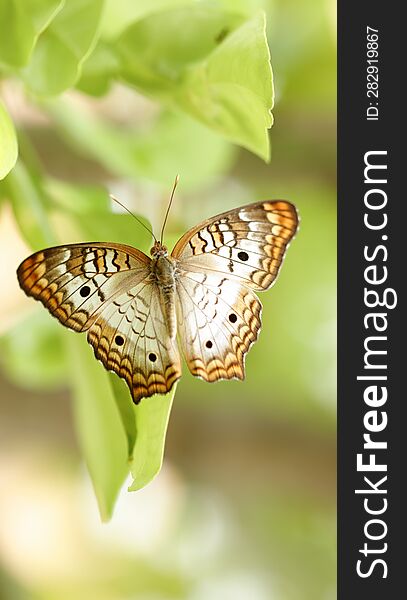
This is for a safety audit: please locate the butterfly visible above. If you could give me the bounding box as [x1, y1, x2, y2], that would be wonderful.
[17, 192, 298, 404]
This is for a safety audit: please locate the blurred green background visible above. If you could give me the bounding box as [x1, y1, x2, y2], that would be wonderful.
[0, 1, 336, 599]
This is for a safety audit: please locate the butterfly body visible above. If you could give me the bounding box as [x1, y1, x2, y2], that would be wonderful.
[149, 245, 177, 340]
[17, 200, 298, 403]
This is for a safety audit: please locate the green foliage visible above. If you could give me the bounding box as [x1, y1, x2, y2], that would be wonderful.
[0, 100, 18, 179]
[76, 39, 119, 96]
[176, 10, 273, 160]
[100, 0, 193, 39]
[66, 333, 130, 521]
[116, 8, 273, 159]
[48, 100, 235, 186]
[5, 160, 55, 246]
[108, 375, 137, 457]
[129, 386, 176, 491]
[0, 0, 336, 597]
[0, 0, 335, 542]
[0, 311, 67, 388]
[1, 0, 273, 159]
[22, 0, 105, 95]
[0, 0, 64, 68]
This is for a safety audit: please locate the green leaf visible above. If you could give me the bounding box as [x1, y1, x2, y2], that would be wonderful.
[129, 386, 176, 491]
[178, 11, 274, 160]
[4, 160, 55, 247]
[0, 311, 67, 389]
[116, 7, 273, 159]
[76, 40, 119, 96]
[0, 0, 64, 68]
[65, 333, 130, 521]
[23, 0, 104, 95]
[45, 180, 153, 253]
[48, 99, 235, 187]
[100, 0, 194, 39]
[116, 5, 245, 96]
[72, 212, 152, 253]
[0, 100, 18, 179]
[44, 178, 111, 214]
[108, 374, 137, 459]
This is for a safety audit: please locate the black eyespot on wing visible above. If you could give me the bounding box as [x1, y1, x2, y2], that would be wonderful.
[148, 352, 157, 362]
[115, 335, 124, 346]
[205, 340, 213, 349]
[237, 251, 249, 261]
[80, 285, 91, 297]
[228, 313, 237, 323]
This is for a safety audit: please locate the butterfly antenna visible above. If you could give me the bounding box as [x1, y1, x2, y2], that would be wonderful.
[160, 175, 179, 244]
[110, 194, 157, 242]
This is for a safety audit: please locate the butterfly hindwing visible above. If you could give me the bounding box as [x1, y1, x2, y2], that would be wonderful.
[87, 283, 181, 403]
[176, 271, 261, 381]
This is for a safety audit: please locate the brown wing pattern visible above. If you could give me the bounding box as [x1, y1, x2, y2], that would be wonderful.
[17, 243, 150, 332]
[172, 201, 298, 291]
[172, 201, 298, 383]
[176, 272, 261, 382]
[17, 201, 298, 399]
[87, 283, 181, 403]
[17, 243, 181, 403]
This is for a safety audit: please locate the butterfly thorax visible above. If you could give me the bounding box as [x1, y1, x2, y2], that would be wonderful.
[150, 252, 178, 340]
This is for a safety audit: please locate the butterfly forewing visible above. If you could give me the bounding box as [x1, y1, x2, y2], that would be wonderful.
[172, 201, 298, 383]
[172, 201, 298, 291]
[17, 243, 150, 331]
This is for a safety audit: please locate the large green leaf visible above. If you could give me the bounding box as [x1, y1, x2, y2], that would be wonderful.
[23, 0, 104, 95]
[0, 0, 64, 68]
[116, 6, 245, 95]
[116, 7, 273, 159]
[65, 333, 130, 521]
[108, 375, 137, 460]
[0, 100, 18, 179]
[177, 11, 273, 160]
[129, 386, 176, 491]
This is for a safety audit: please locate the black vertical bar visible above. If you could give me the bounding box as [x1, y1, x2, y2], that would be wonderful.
[338, 1, 404, 597]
